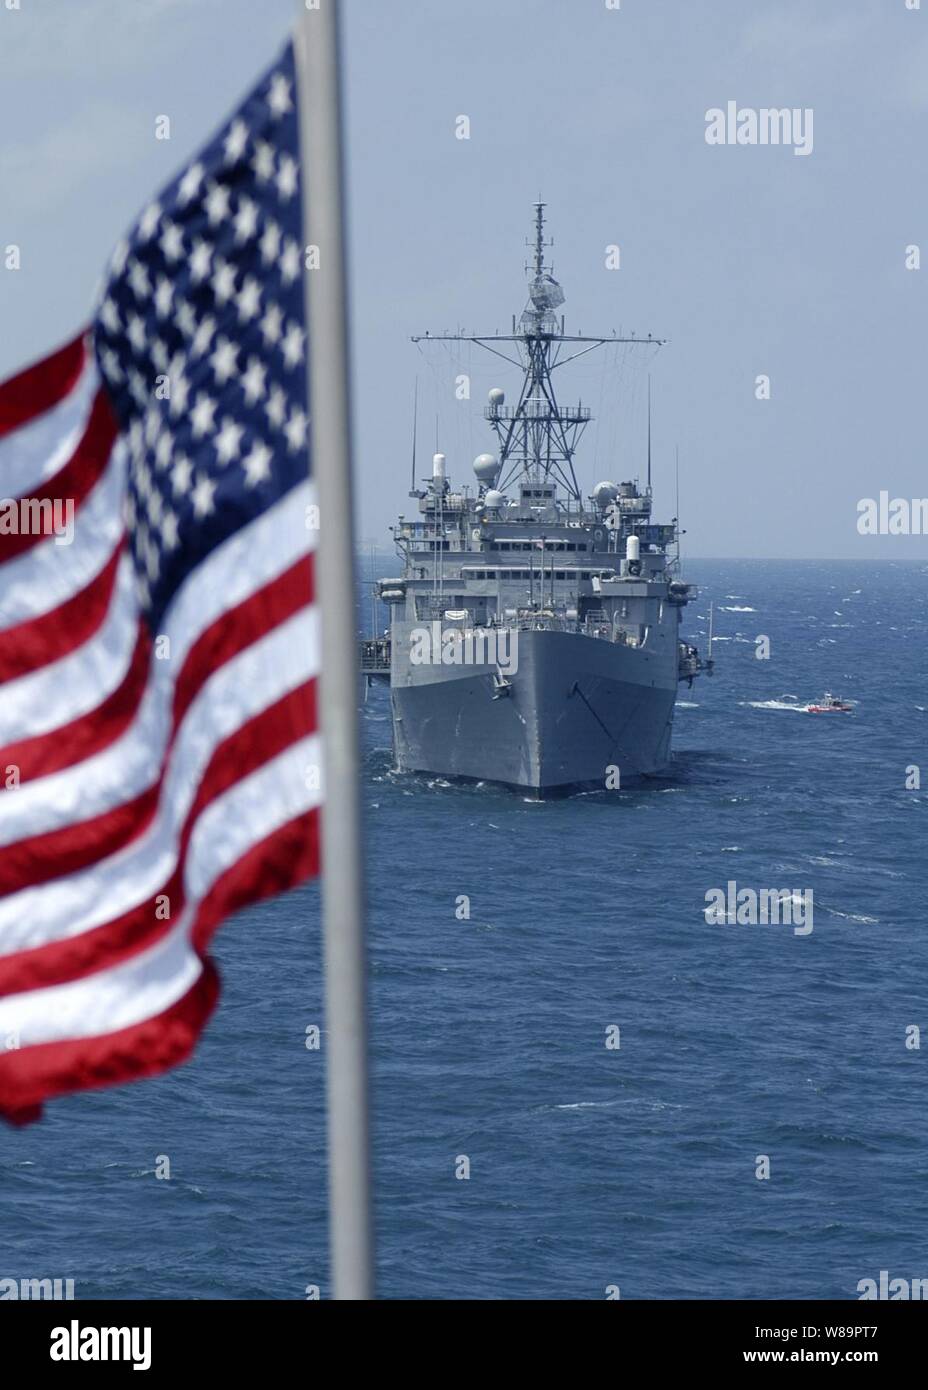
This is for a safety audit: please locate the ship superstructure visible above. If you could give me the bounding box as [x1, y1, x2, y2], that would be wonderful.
[365, 206, 713, 793]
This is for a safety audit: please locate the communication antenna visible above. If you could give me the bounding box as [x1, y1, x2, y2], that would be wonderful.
[364, 539, 377, 638]
[675, 444, 681, 566]
[647, 375, 652, 493]
[409, 377, 418, 494]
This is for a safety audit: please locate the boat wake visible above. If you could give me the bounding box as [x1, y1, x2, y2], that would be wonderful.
[745, 695, 857, 715]
[744, 698, 812, 714]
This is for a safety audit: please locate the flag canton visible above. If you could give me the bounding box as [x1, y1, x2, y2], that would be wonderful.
[93, 43, 308, 628]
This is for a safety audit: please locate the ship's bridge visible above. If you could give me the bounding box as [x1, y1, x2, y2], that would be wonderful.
[518, 482, 556, 503]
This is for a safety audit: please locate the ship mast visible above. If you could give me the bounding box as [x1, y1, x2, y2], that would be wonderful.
[411, 203, 665, 503]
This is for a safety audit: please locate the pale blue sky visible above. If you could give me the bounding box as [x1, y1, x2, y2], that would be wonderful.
[1, 0, 926, 556]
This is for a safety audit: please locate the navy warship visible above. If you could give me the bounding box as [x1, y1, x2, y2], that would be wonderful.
[362, 205, 713, 794]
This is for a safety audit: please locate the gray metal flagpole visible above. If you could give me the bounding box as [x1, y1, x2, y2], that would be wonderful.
[294, 0, 374, 1300]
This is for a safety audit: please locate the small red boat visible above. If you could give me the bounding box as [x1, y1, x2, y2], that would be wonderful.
[807, 693, 853, 713]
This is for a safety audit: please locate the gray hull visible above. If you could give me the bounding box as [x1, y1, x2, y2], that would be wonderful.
[391, 629, 676, 794]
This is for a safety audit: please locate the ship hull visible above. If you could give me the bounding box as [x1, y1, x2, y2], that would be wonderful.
[390, 628, 677, 794]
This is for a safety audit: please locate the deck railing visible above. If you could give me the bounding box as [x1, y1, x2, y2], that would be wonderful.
[359, 636, 391, 673]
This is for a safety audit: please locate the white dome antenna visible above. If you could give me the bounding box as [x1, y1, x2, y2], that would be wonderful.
[473, 453, 500, 487]
[591, 480, 618, 511]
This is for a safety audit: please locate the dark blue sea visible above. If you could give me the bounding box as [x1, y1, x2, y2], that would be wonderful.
[3, 559, 926, 1300]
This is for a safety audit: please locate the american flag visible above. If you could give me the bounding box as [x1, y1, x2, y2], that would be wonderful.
[0, 42, 320, 1124]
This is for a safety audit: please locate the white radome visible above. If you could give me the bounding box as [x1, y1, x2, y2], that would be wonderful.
[473, 452, 499, 485]
[592, 480, 618, 510]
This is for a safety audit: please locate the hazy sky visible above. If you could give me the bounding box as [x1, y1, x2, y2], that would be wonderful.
[1, 0, 927, 557]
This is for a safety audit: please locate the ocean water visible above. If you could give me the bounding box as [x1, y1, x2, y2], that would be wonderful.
[3, 559, 927, 1300]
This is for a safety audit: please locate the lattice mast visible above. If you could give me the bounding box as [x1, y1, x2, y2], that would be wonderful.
[411, 203, 663, 502]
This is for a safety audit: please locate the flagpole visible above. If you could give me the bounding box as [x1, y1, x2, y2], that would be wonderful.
[294, 1, 374, 1300]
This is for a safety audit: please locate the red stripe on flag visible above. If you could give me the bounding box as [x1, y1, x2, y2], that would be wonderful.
[0, 806, 319, 1125]
[0, 965, 220, 1127]
[0, 543, 123, 684]
[190, 801, 319, 955]
[0, 783, 159, 899]
[0, 333, 88, 442]
[0, 389, 118, 563]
